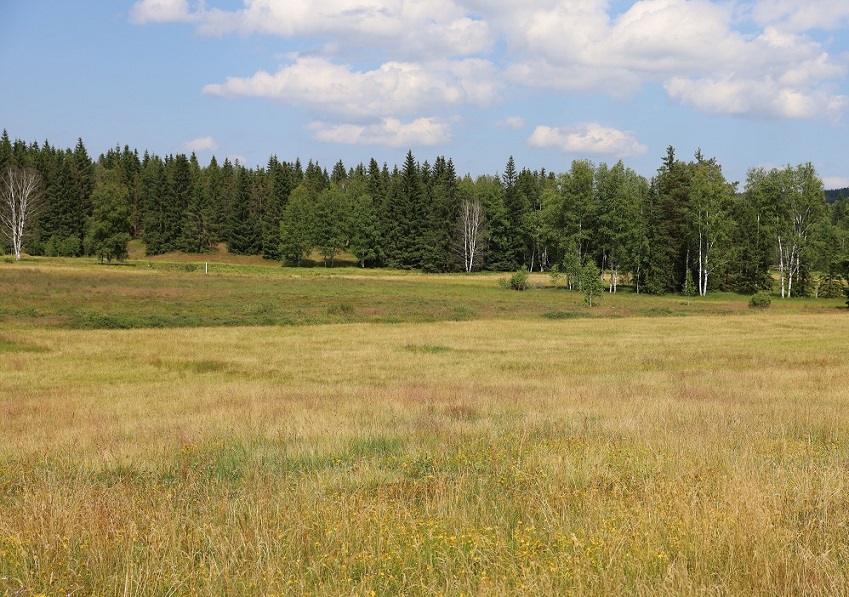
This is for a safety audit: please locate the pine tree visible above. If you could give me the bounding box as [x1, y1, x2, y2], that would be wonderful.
[385, 151, 425, 268]
[420, 156, 459, 272]
[643, 147, 693, 294]
[141, 154, 167, 255]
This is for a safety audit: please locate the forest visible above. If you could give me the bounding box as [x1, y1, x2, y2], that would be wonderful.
[2, 130, 848, 299]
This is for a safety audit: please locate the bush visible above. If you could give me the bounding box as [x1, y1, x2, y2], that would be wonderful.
[749, 292, 771, 309]
[509, 266, 529, 291]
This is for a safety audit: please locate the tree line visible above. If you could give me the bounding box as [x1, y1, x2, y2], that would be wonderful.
[2, 130, 848, 298]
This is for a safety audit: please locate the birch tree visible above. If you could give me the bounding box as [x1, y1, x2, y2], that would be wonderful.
[596, 161, 648, 293]
[456, 189, 485, 273]
[750, 164, 826, 297]
[777, 164, 826, 297]
[687, 155, 734, 296]
[2, 165, 42, 260]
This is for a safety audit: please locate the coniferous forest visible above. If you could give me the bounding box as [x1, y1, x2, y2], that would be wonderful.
[2, 130, 848, 298]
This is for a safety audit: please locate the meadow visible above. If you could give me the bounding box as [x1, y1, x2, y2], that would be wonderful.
[1, 255, 848, 595]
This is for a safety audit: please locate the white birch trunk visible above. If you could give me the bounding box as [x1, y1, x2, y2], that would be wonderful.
[2, 167, 41, 260]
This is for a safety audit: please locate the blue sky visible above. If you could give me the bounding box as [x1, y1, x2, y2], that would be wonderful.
[1, 0, 848, 188]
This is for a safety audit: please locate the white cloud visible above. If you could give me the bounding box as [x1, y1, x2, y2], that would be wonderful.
[133, 0, 492, 58]
[135, 0, 849, 123]
[130, 0, 193, 24]
[751, 0, 849, 32]
[308, 118, 451, 147]
[498, 116, 526, 129]
[202, 56, 501, 118]
[528, 123, 647, 157]
[497, 0, 848, 120]
[181, 136, 218, 152]
[665, 75, 848, 120]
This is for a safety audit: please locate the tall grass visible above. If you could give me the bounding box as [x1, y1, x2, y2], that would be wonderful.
[2, 314, 849, 594]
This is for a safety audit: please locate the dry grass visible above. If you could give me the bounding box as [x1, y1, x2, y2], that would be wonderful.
[2, 313, 849, 595]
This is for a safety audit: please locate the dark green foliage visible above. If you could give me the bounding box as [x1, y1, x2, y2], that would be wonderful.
[261, 157, 296, 260]
[140, 154, 168, 255]
[384, 151, 426, 269]
[227, 166, 261, 255]
[643, 147, 693, 294]
[420, 156, 460, 272]
[4, 131, 846, 304]
[682, 269, 696, 305]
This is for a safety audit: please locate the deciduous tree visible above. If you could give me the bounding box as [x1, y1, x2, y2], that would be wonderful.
[1, 165, 42, 260]
[84, 177, 132, 264]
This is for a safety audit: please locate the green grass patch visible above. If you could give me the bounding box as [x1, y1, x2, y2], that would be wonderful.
[0, 335, 47, 353]
[404, 344, 455, 353]
[541, 310, 592, 320]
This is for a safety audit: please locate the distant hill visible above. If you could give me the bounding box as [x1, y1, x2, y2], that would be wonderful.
[825, 188, 848, 203]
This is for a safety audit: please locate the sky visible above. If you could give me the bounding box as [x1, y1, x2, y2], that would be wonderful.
[1, 0, 848, 188]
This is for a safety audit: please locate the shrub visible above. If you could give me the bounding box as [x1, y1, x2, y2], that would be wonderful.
[509, 266, 529, 291]
[818, 279, 844, 299]
[58, 235, 82, 257]
[749, 292, 771, 309]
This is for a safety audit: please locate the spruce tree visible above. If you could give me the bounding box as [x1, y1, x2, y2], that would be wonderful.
[228, 166, 260, 255]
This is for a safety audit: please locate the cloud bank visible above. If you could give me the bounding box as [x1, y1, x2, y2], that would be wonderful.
[132, 0, 849, 147]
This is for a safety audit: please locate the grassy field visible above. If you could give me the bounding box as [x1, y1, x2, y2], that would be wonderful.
[1, 256, 849, 595]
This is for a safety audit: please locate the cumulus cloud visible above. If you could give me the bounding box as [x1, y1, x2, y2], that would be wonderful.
[135, 0, 849, 123]
[665, 75, 848, 120]
[528, 123, 648, 157]
[130, 0, 194, 24]
[499, 0, 847, 120]
[308, 118, 451, 147]
[181, 136, 219, 152]
[202, 56, 501, 118]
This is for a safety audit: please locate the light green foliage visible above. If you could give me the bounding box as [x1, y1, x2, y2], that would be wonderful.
[509, 265, 529, 290]
[581, 261, 603, 306]
[313, 186, 349, 267]
[84, 177, 132, 264]
[746, 163, 827, 297]
[687, 153, 735, 296]
[348, 192, 383, 267]
[278, 184, 314, 267]
[548, 264, 562, 288]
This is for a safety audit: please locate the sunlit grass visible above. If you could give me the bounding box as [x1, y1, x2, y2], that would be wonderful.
[2, 313, 849, 594]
